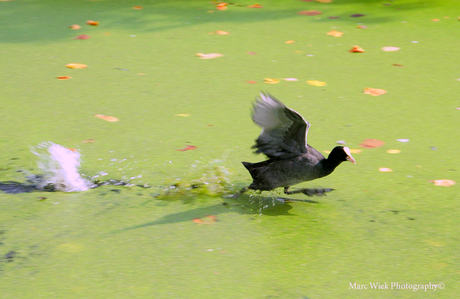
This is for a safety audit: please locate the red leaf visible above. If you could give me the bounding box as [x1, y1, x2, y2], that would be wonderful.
[177, 145, 197, 151]
[360, 139, 385, 148]
[298, 10, 322, 16]
[73, 34, 90, 40]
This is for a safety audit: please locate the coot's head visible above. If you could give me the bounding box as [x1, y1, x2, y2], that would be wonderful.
[330, 146, 356, 164]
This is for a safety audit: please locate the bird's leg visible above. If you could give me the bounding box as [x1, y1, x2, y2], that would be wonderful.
[231, 187, 248, 199]
[284, 187, 334, 197]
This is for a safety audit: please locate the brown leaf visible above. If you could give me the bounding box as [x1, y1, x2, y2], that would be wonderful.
[56, 76, 72, 80]
[360, 139, 385, 148]
[248, 4, 263, 8]
[94, 114, 119, 122]
[298, 10, 322, 16]
[133, 6, 143, 9]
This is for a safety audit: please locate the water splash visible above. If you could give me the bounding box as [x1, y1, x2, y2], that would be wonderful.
[30, 142, 92, 192]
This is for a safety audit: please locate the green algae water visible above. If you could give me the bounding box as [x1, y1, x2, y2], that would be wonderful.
[1, 0, 459, 298]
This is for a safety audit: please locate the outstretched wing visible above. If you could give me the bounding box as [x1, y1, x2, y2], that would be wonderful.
[251, 92, 310, 159]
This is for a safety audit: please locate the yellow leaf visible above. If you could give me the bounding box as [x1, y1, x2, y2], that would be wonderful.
[386, 149, 401, 154]
[94, 114, 119, 122]
[285, 40, 295, 44]
[263, 78, 280, 84]
[350, 149, 362, 154]
[307, 80, 326, 86]
[175, 114, 190, 117]
[327, 30, 343, 37]
[65, 63, 87, 69]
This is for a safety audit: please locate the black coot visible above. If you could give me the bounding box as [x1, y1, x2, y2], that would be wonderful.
[235, 92, 356, 198]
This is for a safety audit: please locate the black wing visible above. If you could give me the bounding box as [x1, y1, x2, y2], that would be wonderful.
[251, 92, 310, 159]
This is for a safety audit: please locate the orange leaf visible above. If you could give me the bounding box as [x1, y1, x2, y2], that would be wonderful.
[285, 40, 295, 44]
[65, 63, 87, 69]
[177, 145, 197, 151]
[209, 30, 229, 35]
[364, 88, 387, 96]
[196, 53, 223, 59]
[349, 45, 365, 53]
[248, 4, 263, 8]
[82, 139, 95, 143]
[94, 114, 119, 122]
[192, 215, 217, 224]
[216, 3, 228, 10]
[69, 24, 81, 30]
[316, 0, 332, 2]
[133, 6, 143, 9]
[360, 139, 385, 148]
[86, 20, 99, 26]
[73, 34, 90, 40]
[429, 179, 455, 187]
[56, 76, 72, 80]
[327, 30, 343, 37]
[67, 148, 78, 152]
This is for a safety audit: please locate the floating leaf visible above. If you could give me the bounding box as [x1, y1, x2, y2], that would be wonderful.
[65, 63, 87, 69]
[393, 64, 404, 67]
[94, 114, 119, 122]
[364, 88, 387, 96]
[316, 0, 332, 2]
[396, 138, 410, 142]
[216, 3, 228, 10]
[349, 45, 365, 53]
[69, 24, 81, 30]
[209, 30, 229, 35]
[327, 30, 343, 37]
[350, 149, 362, 154]
[307, 80, 326, 86]
[429, 179, 455, 187]
[298, 10, 322, 16]
[82, 139, 95, 143]
[285, 40, 295, 44]
[196, 53, 223, 59]
[133, 6, 143, 9]
[263, 78, 280, 84]
[175, 113, 190, 117]
[248, 4, 263, 8]
[73, 34, 90, 40]
[382, 46, 400, 52]
[350, 14, 365, 17]
[86, 20, 99, 26]
[329, 16, 340, 19]
[247, 51, 257, 55]
[177, 145, 197, 151]
[283, 78, 298, 81]
[431, 19, 440, 22]
[357, 25, 367, 28]
[360, 139, 385, 148]
[192, 215, 217, 224]
[386, 149, 401, 154]
[379, 167, 393, 172]
[246, 80, 257, 84]
[56, 76, 72, 80]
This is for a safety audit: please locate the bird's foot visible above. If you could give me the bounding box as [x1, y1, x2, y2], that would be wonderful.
[284, 187, 334, 197]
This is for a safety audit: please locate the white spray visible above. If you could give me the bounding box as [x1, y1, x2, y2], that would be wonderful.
[30, 142, 92, 192]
